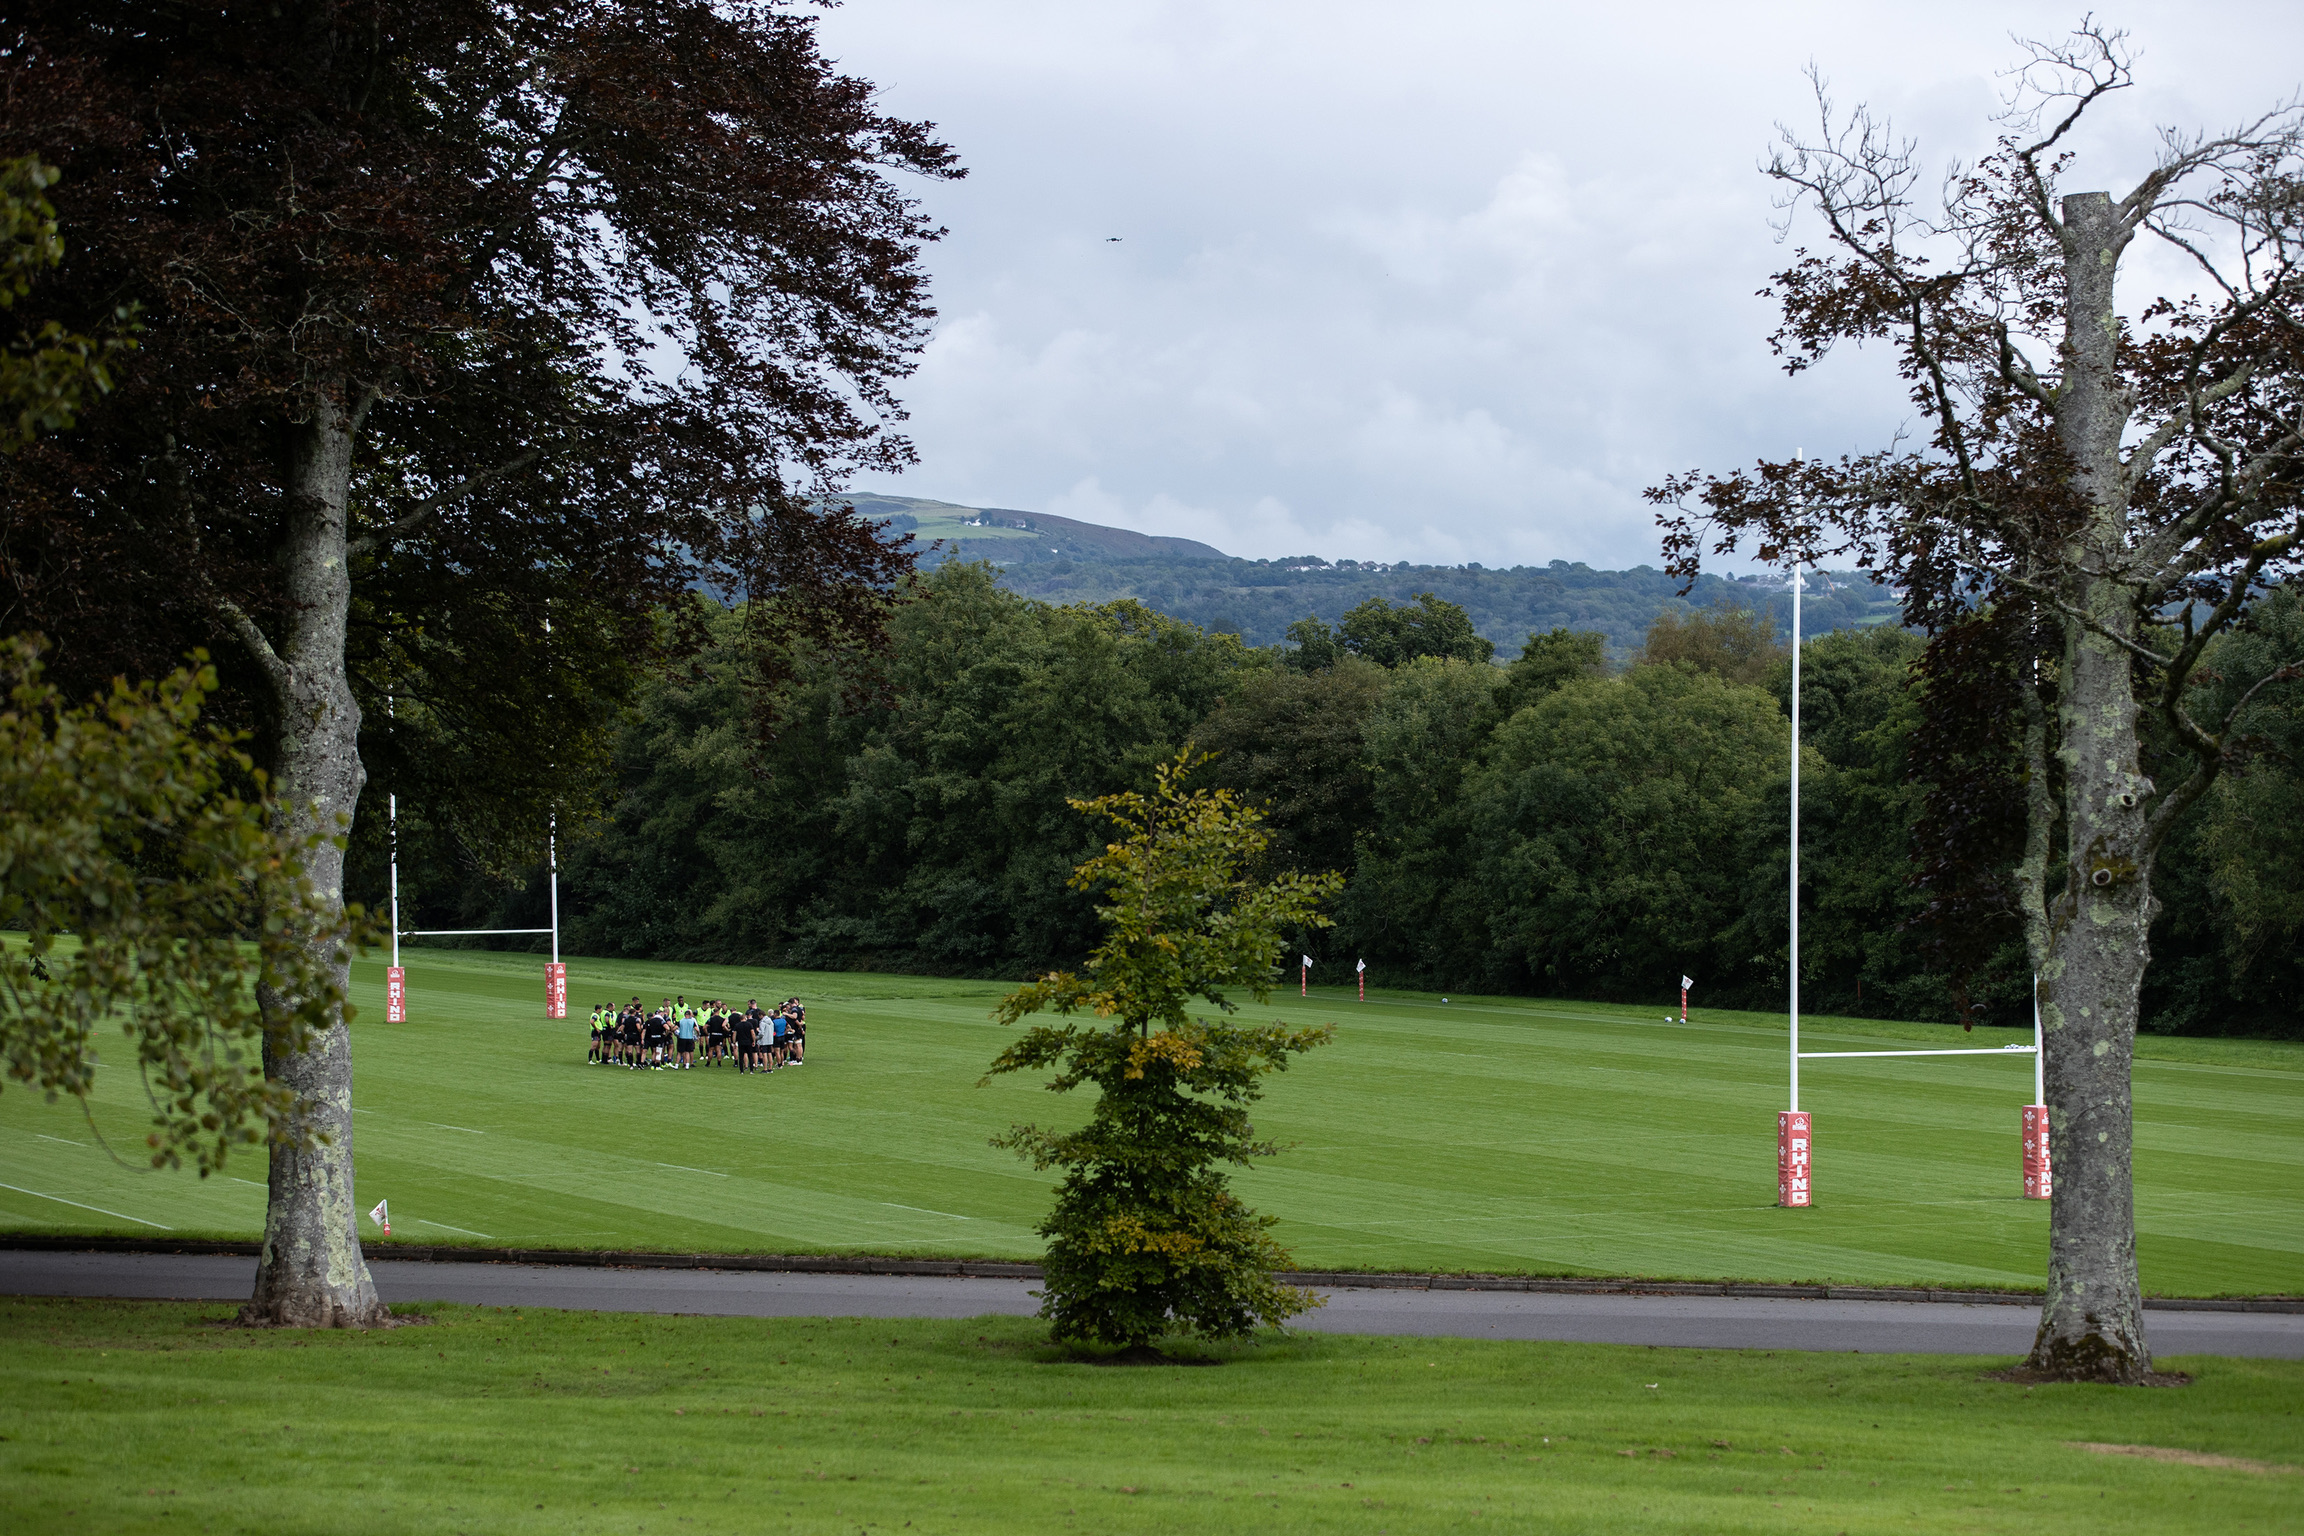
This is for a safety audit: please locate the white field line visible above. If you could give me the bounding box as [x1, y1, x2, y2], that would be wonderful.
[411, 1219, 494, 1238]
[881, 1203, 971, 1220]
[652, 1163, 728, 1177]
[0, 1181, 172, 1230]
[424, 1123, 486, 1134]
[34, 1134, 86, 1146]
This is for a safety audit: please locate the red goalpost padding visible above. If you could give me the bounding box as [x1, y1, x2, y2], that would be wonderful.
[1778, 1110, 1812, 1208]
[2023, 1105, 2051, 1200]
[386, 966, 406, 1023]
[546, 961, 568, 1020]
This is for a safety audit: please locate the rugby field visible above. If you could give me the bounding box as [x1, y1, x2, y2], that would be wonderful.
[1, 946, 2298, 1295]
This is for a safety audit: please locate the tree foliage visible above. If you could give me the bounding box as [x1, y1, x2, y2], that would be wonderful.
[1, 0, 960, 1326]
[1286, 592, 1497, 671]
[540, 563, 1250, 972]
[0, 155, 133, 454]
[1635, 600, 1788, 687]
[3, 0, 955, 726]
[0, 639, 362, 1174]
[1468, 665, 1790, 995]
[1195, 657, 1389, 880]
[985, 754, 1341, 1349]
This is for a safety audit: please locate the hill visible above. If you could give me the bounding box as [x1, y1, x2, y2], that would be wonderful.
[844, 493, 1228, 563]
[845, 493, 1903, 661]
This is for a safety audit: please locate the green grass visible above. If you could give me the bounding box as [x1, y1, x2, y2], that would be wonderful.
[1, 1297, 2298, 1535]
[2, 945, 2299, 1295]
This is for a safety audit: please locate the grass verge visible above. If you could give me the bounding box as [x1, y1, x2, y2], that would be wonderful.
[1, 1297, 2298, 1534]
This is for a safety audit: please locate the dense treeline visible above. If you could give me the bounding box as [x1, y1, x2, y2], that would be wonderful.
[986, 552, 1899, 663]
[365, 562, 2304, 1037]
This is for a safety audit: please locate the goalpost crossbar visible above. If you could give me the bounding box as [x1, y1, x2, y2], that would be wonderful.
[1798, 1045, 2037, 1060]
[397, 928, 555, 937]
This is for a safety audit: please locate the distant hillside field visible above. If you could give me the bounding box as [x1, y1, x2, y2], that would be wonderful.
[842, 494, 1902, 660]
[845, 493, 1229, 563]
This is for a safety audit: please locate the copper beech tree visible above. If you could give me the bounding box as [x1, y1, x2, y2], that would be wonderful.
[1, 2, 958, 1325]
[1651, 25, 2304, 1382]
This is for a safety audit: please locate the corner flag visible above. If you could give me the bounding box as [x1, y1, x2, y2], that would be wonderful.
[367, 1199, 391, 1236]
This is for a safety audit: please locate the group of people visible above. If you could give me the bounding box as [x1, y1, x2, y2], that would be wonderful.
[588, 996, 805, 1073]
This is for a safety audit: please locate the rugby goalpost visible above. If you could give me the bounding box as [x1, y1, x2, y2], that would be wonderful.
[383, 796, 564, 1024]
[1771, 482, 2049, 1209]
[380, 628, 570, 1024]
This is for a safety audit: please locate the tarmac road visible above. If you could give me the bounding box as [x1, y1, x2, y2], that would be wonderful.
[5, 1250, 2300, 1357]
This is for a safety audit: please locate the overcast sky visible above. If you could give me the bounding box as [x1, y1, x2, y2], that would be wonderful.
[815, 2, 2304, 571]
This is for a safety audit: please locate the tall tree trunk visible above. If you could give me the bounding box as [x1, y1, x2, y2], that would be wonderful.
[2026, 191, 2153, 1381]
[240, 391, 386, 1328]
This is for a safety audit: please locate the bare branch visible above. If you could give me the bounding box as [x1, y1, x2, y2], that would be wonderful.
[213, 597, 293, 704]
[1992, 568, 2177, 670]
[2000, 21, 2134, 231]
[348, 449, 541, 558]
[1995, 323, 2054, 407]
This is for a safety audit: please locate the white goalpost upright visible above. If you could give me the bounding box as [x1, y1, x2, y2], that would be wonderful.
[1778, 546, 1811, 1205]
[1774, 472, 2050, 1206]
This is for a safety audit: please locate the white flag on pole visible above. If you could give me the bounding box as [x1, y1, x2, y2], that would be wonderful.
[367, 1199, 391, 1235]
[1681, 975, 1694, 991]
[1356, 959, 1366, 973]
[1301, 955, 1313, 968]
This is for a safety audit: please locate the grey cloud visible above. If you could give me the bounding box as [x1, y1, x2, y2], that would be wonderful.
[819, 1, 2304, 569]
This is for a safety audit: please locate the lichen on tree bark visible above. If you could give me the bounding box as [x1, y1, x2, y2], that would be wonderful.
[239, 397, 386, 1329]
